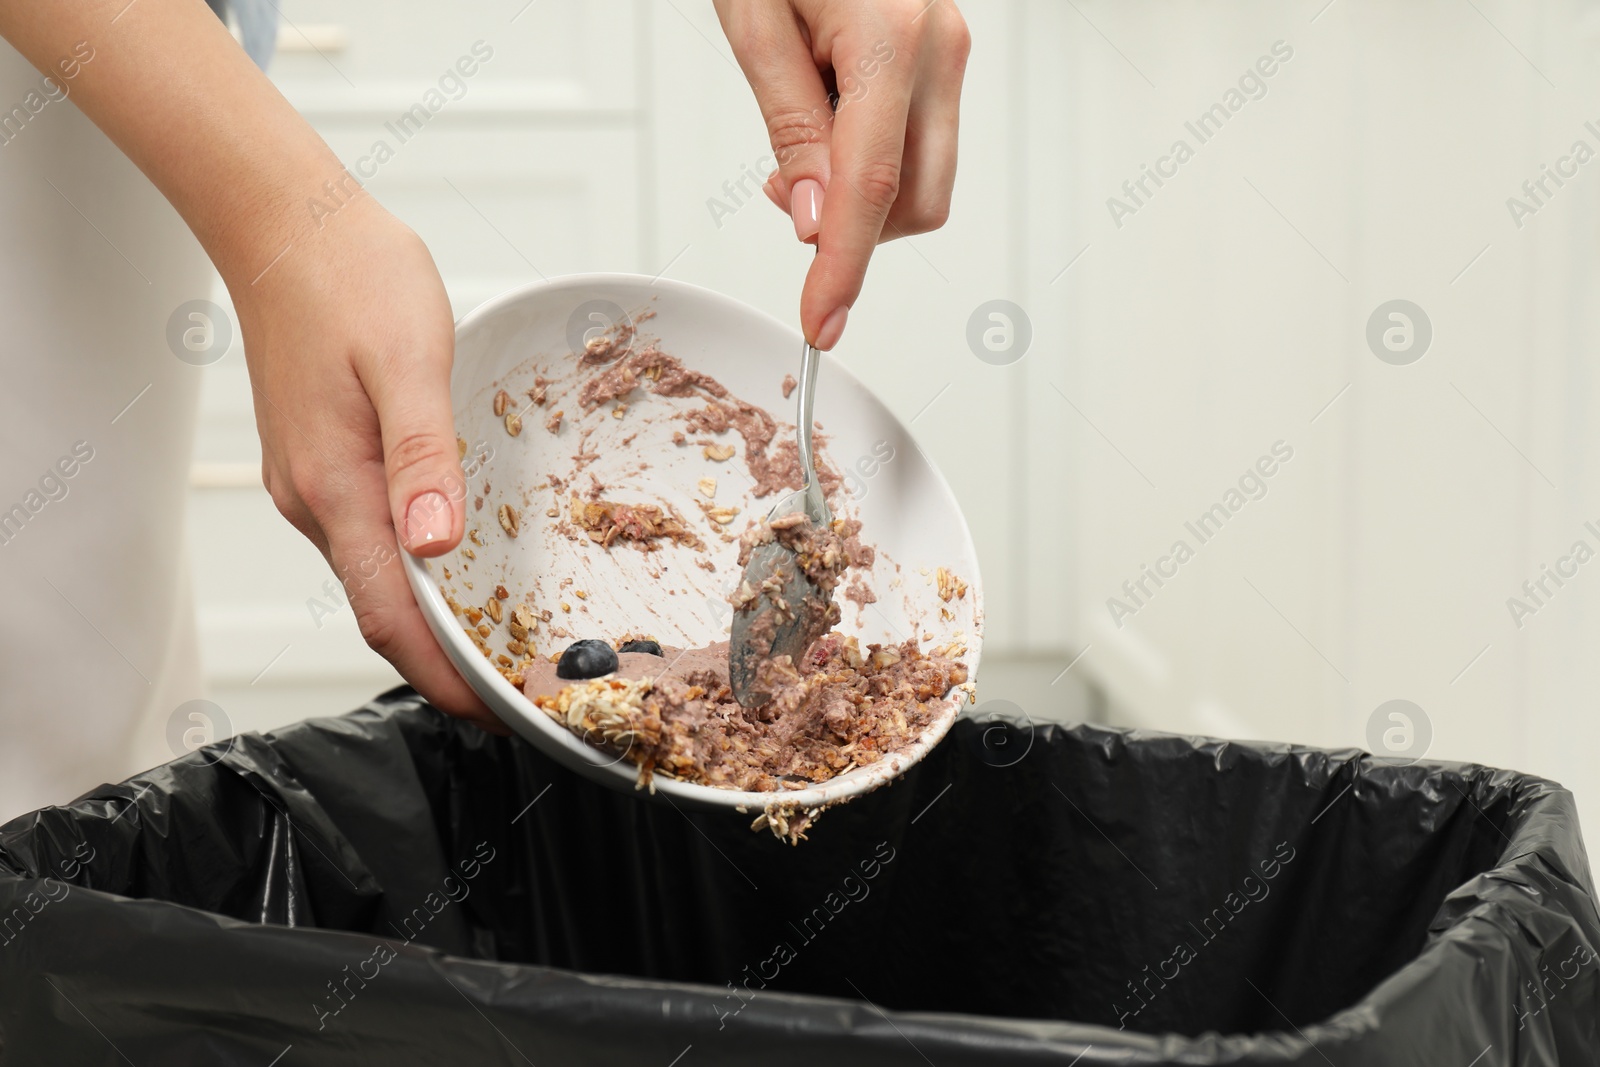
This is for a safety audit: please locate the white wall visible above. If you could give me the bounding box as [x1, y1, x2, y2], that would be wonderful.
[189, 0, 1600, 857]
[1025, 0, 1600, 856]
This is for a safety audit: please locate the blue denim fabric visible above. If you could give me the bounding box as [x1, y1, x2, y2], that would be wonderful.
[205, 0, 277, 69]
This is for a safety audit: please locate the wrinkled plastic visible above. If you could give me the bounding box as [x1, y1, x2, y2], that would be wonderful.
[0, 687, 1595, 1065]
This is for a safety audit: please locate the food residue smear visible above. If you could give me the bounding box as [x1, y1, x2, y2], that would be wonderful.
[442, 318, 972, 842]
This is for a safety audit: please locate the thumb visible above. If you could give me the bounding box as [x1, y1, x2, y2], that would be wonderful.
[365, 345, 466, 558]
[719, 4, 836, 242]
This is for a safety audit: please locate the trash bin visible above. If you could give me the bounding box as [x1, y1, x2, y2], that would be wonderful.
[1, 687, 1595, 1065]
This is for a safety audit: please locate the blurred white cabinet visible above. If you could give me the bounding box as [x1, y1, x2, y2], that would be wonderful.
[188, 0, 1041, 721]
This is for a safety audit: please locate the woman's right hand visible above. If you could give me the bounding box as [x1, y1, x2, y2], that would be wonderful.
[714, 0, 971, 350]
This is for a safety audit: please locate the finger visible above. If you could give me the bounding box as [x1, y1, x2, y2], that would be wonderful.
[264, 414, 501, 731]
[260, 443, 327, 552]
[321, 483, 507, 734]
[802, 30, 917, 347]
[884, 17, 968, 238]
[715, 0, 836, 241]
[358, 300, 467, 559]
[301, 438, 505, 732]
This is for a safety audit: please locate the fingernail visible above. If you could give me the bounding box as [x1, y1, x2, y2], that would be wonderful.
[404, 491, 451, 549]
[814, 305, 849, 351]
[791, 178, 823, 243]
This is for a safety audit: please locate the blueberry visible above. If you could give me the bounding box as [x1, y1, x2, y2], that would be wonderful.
[618, 639, 664, 656]
[557, 639, 619, 680]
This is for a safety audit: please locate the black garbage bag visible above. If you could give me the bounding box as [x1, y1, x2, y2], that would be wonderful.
[0, 687, 1595, 1065]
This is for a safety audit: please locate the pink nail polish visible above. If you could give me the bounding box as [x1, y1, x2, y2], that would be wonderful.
[815, 305, 849, 350]
[791, 178, 823, 243]
[404, 491, 452, 550]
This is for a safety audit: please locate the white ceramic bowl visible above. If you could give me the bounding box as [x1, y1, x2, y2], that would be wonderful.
[404, 274, 982, 814]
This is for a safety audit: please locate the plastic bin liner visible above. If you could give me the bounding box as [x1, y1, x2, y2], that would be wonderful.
[0, 687, 1595, 1065]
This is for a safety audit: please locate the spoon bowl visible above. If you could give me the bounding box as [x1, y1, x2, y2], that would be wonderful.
[728, 340, 833, 707]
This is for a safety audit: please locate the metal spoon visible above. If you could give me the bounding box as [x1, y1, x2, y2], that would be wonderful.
[729, 339, 832, 707]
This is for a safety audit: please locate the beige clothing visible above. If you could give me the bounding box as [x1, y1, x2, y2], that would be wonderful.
[0, 43, 209, 820]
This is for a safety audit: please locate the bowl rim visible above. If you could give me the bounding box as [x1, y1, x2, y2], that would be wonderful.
[402, 271, 983, 813]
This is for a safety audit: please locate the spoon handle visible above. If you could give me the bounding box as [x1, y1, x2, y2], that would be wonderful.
[796, 340, 822, 492]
